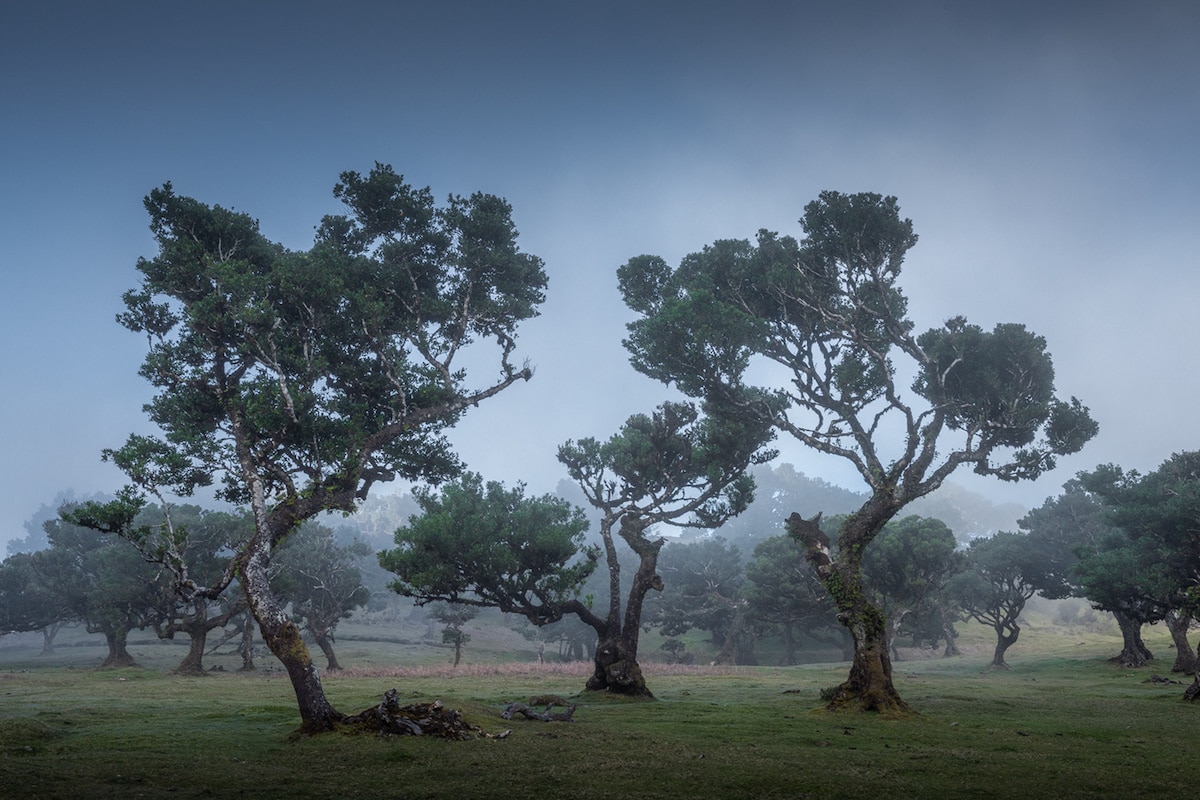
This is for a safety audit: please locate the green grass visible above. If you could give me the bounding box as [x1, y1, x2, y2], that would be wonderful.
[1, 614, 1197, 799]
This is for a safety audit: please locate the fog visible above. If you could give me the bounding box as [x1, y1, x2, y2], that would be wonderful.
[2, 1, 1198, 550]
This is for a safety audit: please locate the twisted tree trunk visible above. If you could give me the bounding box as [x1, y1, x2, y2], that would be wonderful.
[788, 511, 911, 715]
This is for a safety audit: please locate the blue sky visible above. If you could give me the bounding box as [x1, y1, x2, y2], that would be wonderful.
[2, 1, 1197, 548]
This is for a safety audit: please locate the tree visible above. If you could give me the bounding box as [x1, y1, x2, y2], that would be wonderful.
[380, 472, 597, 645]
[860, 515, 963, 660]
[428, 602, 478, 667]
[0, 552, 72, 653]
[1080, 454, 1200, 685]
[653, 537, 753, 664]
[273, 522, 372, 671]
[950, 531, 1038, 668]
[556, 401, 774, 696]
[1020, 479, 1162, 668]
[385, 401, 773, 697]
[71, 164, 548, 732]
[38, 514, 166, 668]
[618, 191, 1097, 712]
[743, 534, 845, 664]
[122, 503, 252, 675]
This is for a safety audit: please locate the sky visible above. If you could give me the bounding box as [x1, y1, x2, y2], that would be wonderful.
[1, 1, 1197, 550]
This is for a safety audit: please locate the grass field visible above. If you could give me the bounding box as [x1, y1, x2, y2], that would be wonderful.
[1, 608, 1197, 800]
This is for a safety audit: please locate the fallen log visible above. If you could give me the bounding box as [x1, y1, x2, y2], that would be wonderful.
[501, 701, 577, 722]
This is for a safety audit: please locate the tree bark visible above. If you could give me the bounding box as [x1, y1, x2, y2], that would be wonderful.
[39, 622, 66, 656]
[1165, 610, 1197, 674]
[1111, 611, 1153, 668]
[788, 511, 912, 715]
[240, 528, 342, 733]
[98, 625, 138, 669]
[940, 605, 961, 658]
[174, 623, 209, 676]
[588, 632, 652, 697]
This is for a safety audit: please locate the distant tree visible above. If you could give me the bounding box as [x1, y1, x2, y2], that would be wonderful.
[380, 472, 597, 647]
[429, 602, 477, 667]
[121, 503, 252, 675]
[717, 463, 865, 550]
[273, 522, 372, 671]
[7, 491, 97, 555]
[385, 402, 773, 697]
[69, 164, 548, 732]
[950, 531, 1038, 668]
[1080, 454, 1200, 683]
[905, 483, 1026, 545]
[0, 552, 72, 653]
[653, 537, 753, 664]
[860, 515, 964, 660]
[743, 534, 844, 664]
[1020, 479, 1161, 668]
[619, 191, 1097, 712]
[38, 514, 166, 668]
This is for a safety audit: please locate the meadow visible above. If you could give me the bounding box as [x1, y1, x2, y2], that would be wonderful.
[1, 609, 1197, 800]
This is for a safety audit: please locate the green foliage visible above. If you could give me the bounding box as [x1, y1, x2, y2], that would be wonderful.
[620, 191, 1096, 497]
[106, 161, 548, 532]
[379, 473, 596, 624]
[0, 552, 67, 633]
[861, 515, 963, 612]
[653, 537, 745, 640]
[558, 401, 775, 532]
[619, 191, 1097, 702]
[1079, 452, 1200, 615]
[79, 165, 549, 720]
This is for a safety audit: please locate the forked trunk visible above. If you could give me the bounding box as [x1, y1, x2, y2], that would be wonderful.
[584, 518, 661, 698]
[1112, 611, 1153, 668]
[39, 622, 65, 656]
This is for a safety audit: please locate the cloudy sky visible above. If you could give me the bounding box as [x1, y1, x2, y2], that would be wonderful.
[1, 1, 1197, 549]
